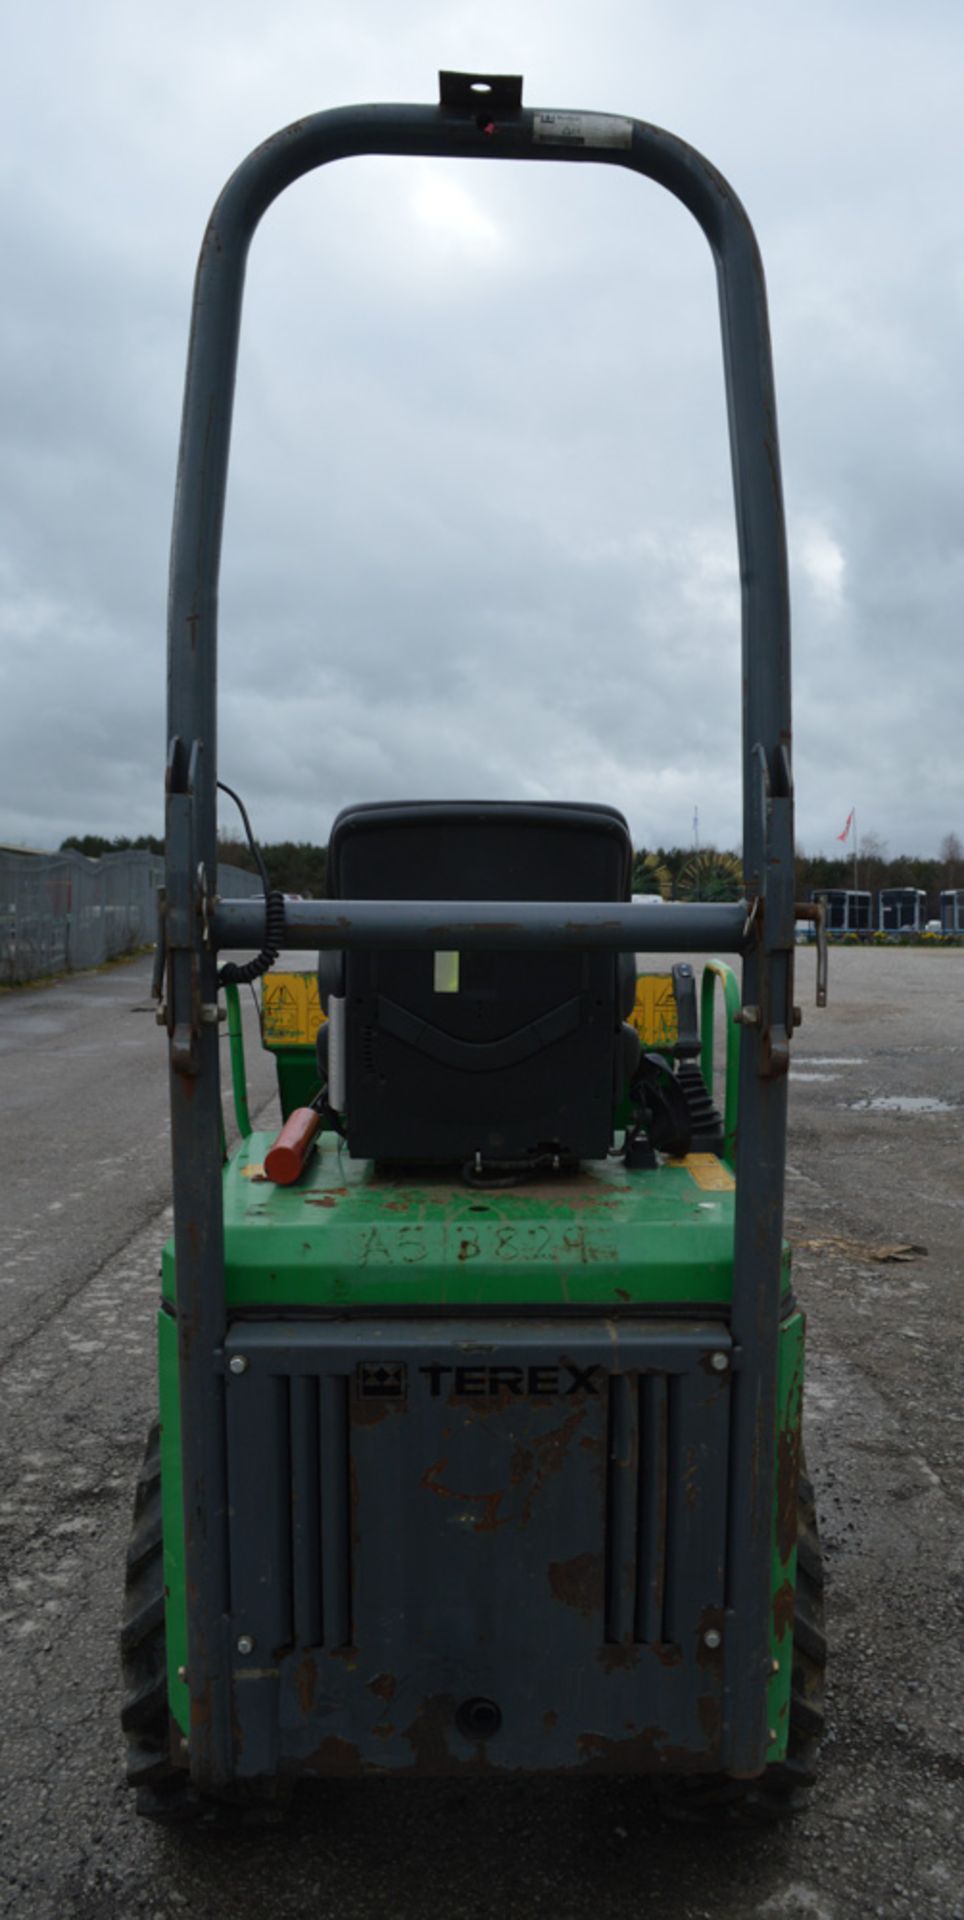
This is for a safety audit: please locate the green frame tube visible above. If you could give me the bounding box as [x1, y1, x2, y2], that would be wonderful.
[223, 981, 252, 1139]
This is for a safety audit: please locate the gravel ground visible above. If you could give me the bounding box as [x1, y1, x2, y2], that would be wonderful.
[1, 944, 962, 1919]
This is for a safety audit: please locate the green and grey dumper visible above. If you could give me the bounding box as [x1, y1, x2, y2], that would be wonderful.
[123, 72, 827, 1821]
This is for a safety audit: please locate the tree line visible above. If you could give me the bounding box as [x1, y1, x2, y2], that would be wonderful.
[60, 829, 964, 907]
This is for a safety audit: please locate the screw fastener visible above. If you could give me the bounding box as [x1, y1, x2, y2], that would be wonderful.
[710, 1352, 729, 1373]
[177, 1665, 188, 1683]
[771, 1658, 781, 1675]
[237, 1634, 255, 1655]
[703, 1628, 722, 1650]
[768, 1727, 778, 1744]
[229, 1355, 248, 1375]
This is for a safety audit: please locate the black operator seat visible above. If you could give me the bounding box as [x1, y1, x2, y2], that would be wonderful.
[317, 800, 639, 1168]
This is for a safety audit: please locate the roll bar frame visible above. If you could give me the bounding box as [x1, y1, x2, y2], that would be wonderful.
[163, 75, 795, 1787]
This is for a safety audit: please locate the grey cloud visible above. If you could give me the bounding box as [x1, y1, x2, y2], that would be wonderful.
[2, 0, 963, 863]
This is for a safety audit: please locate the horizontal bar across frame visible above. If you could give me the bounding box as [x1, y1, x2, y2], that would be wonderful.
[211, 897, 750, 954]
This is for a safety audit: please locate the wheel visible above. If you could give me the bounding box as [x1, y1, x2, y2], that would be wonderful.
[120, 1424, 293, 1823]
[657, 1454, 826, 1822]
[120, 1423, 200, 1822]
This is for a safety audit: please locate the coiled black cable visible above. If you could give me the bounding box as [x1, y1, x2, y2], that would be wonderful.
[219, 888, 285, 986]
[216, 780, 286, 986]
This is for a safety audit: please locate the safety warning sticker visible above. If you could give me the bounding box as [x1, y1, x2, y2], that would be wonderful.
[532, 112, 634, 150]
[262, 971, 324, 1047]
[629, 973, 678, 1049]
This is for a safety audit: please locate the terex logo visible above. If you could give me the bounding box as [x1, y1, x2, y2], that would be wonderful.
[419, 1362, 602, 1398]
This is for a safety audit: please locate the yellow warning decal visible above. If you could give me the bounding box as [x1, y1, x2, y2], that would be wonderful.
[629, 974, 678, 1048]
[667, 1153, 736, 1191]
[261, 971, 324, 1048]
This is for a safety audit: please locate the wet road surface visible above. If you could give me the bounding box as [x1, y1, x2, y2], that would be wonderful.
[1, 946, 962, 1919]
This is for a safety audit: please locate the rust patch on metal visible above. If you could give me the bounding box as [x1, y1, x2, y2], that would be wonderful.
[473, 1491, 505, 1534]
[295, 1653, 317, 1716]
[420, 1459, 507, 1534]
[697, 1692, 723, 1746]
[350, 1393, 396, 1428]
[305, 1734, 365, 1776]
[773, 1577, 796, 1640]
[304, 1194, 338, 1208]
[548, 1550, 604, 1618]
[599, 1641, 639, 1674]
[189, 1678, 212, 1731]
[575, 1725, 666, 1772]
[401, 1692, 461, 1774]
[653, 1642, 683, 1669]
[521, 1407, 588, 1523]
[369, 1672, 397, 1704]
[421, 1456, 448, 1493]
[776, 1418, 803, 1563]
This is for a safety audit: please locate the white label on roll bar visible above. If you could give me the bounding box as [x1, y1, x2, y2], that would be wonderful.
[533, 112, 633, 149]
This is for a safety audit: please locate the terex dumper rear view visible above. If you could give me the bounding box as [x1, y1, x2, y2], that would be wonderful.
[122, 71, 826, 1823]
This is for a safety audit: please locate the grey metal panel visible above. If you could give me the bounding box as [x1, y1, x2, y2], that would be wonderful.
[289, 1377, 323, 1649]
[165, 88, 794, 1790]
[211, 896, 749, 954]
[604, 1372, 637, 1646]
[221, 1318, 733, 1777]
[225, 1369, 290, 1775]
[318, 1374, 352, 1651]
[635, 1374, 669, 1646]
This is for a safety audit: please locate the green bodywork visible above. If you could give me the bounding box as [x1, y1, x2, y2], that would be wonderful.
[158, 959, 807, 1761]
[161, 1140, 788, 1313]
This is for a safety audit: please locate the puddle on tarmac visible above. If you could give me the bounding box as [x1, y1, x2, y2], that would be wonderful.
[791, 1057, 866, 1082]
[850, 1095, 957, 1114]
[806, 1056, 867, 1066]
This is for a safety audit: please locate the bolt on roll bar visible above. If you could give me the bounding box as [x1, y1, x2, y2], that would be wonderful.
[165, 74, 795, 1789]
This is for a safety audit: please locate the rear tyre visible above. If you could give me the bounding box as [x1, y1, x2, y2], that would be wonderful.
[120, 1423, 201, 1823]
[658, 1456, 826, 1823]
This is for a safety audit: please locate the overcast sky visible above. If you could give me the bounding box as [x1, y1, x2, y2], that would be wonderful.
[2, 0, 961, 861]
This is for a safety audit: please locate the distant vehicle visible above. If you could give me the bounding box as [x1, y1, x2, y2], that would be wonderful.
[924, 920, 942, 935]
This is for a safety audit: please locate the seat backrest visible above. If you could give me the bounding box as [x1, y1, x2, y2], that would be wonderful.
[323, 800, 634, 1167]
